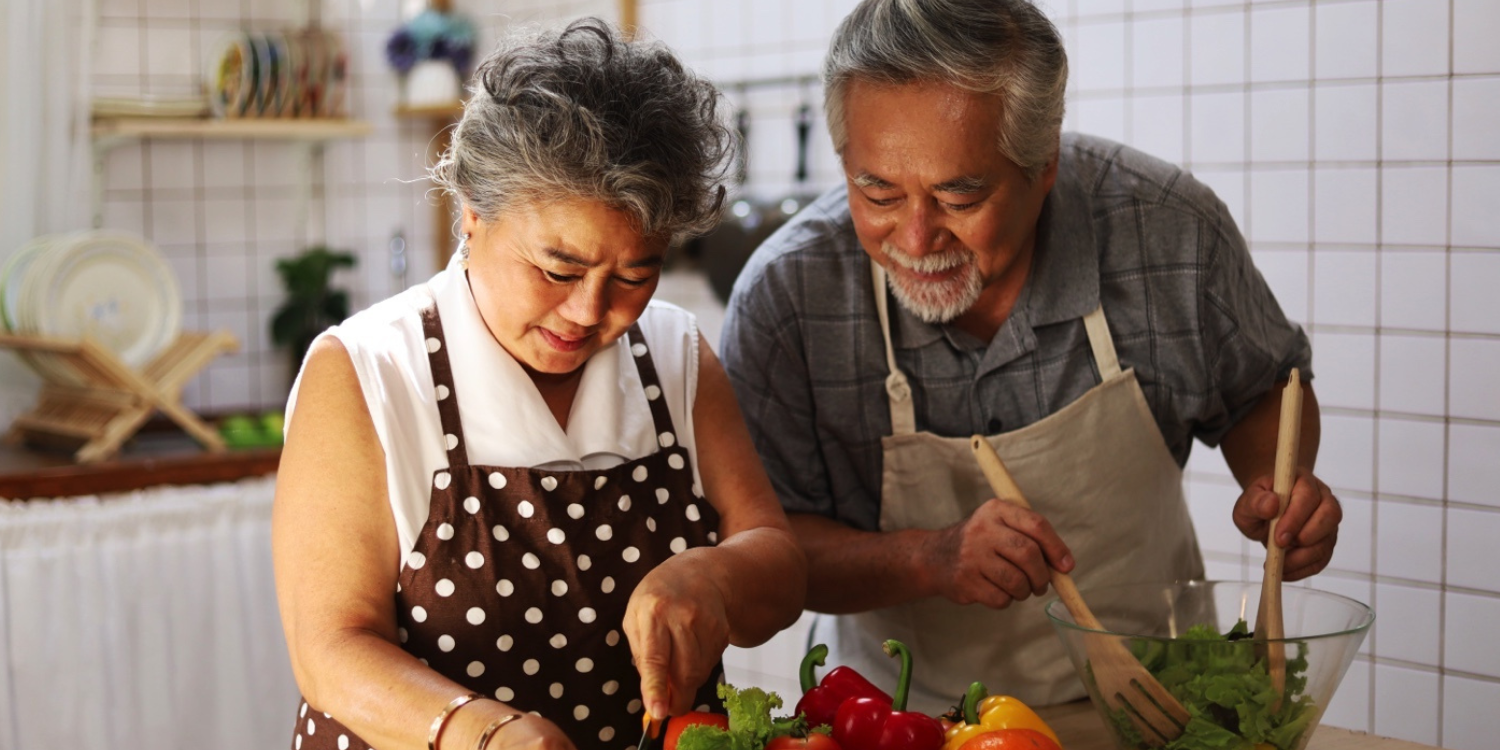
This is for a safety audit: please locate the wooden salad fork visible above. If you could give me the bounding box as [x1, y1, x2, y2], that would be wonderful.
[1255, 368, 1304, 707]
[970, 436, 1190, 747]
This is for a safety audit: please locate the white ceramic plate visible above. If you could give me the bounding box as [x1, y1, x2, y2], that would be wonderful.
[22, 231, 182, 373]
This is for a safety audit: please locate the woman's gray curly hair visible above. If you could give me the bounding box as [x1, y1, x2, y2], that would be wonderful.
[430, 18, 734, 246]
[823, 0, 1068, 182]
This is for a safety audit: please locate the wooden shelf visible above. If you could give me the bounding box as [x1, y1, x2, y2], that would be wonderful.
[394, 103, 464, 119]
[92, 117, 373, 142]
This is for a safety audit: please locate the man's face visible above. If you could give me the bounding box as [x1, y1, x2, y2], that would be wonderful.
[841, 79, 1057, 324]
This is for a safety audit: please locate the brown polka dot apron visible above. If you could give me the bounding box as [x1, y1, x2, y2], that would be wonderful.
[290, 288, 724, 750]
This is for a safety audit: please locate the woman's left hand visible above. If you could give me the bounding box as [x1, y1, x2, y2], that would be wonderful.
[623, 551, 732, 720]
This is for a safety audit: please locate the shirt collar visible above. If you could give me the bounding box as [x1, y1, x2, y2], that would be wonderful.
[887, 152, 1099, 349]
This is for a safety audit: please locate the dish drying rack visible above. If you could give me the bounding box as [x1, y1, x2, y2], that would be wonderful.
[0, 329, 238, 463]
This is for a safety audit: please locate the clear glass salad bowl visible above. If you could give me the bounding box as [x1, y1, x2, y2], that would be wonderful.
[1045, 580, 1373, 750]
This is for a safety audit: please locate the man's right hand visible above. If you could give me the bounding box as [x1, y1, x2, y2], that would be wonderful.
[920, 498, 1075, 609]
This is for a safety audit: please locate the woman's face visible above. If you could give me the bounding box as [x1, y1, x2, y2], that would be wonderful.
[462, 197, 666, 379]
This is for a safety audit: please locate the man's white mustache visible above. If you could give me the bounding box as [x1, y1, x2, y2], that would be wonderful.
[882, 243, 974, 273]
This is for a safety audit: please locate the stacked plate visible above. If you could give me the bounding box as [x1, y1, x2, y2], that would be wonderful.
[207, 29, 350, 119]
[1, 231, 183, 383]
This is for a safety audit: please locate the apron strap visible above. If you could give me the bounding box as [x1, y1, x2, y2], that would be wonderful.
[624, 324, 681, 445]
[870, 262, 917, 435]
[1082, 304, 1122, 379]
[417, 285, 470, 468]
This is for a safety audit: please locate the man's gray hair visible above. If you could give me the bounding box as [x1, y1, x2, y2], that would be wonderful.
[823, 0, 1068, 181]
[431, 18, 733, 246]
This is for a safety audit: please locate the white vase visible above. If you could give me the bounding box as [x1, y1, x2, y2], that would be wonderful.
[403, 59, 460, 108]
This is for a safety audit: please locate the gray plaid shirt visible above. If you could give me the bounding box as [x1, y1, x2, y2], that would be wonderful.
[719, 133, 1311, 531]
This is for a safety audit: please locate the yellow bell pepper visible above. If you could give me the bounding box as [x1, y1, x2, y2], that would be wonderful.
[942, 684, 1061, 750]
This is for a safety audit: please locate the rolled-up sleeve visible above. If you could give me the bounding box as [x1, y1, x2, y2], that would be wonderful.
[1194, 197, 1314, 447]
[720, 261, 838, 519]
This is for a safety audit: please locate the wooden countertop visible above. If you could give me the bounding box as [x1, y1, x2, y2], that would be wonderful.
[1036, 699, 1437, 750]
[0, 430, 278, 500]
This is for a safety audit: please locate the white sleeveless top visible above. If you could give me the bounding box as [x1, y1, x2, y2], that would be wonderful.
[286, 257, 704, 564]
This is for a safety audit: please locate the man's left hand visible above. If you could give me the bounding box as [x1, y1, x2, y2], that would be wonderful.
[1231, 469, 1341, 580]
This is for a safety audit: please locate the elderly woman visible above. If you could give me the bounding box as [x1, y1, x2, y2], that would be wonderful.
[273, 18, 806, 750]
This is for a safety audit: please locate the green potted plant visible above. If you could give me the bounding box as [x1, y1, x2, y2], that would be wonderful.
[270, 246, 357, 383]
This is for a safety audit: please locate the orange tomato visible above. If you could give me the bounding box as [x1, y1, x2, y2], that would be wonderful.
[957, 728, 1063, 750]
[765, 734, 843, 749]
[661, 712, 730, 750]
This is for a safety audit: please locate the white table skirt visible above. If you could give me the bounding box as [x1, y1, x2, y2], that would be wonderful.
[0, 476, 297, 750]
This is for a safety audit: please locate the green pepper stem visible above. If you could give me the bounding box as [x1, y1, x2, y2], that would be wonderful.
[962, 681, 987, 725]
[882, 639, 915, 712]
[800, 643, 829, 693]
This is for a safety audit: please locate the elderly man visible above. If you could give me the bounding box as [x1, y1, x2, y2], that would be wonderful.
[720, 0, 1342, 711]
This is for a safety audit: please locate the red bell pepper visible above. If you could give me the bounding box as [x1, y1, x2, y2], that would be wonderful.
[830, 640, 946, 750]
[794, 643, 893, 729]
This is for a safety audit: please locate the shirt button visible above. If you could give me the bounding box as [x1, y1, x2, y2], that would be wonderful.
[987, 418, 1003, 434]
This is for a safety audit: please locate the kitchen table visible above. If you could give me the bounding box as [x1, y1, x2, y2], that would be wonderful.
[1036, 699, 1439, 750]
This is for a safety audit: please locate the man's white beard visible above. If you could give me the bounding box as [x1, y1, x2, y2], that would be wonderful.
[881, 242, 983, 324]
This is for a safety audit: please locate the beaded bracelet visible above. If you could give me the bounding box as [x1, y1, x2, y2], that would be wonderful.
[474, 713, 524, 750]
[427, 692, 481, 750]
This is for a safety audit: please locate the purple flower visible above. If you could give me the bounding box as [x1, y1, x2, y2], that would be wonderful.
[385, 29, 418, 74]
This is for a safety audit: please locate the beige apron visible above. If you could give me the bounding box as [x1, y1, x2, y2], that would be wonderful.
[809, 262, 1204, 713]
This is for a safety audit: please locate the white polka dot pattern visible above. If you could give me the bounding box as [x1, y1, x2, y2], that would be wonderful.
[644, 384, 661, 400]
[632, 465, 648, 482]
[540, 476, 558, 491]
[435, 579, 455, 597]
[658, 432, 675, 448]
[668, 454, 685, 470]
[436, 523, 454, 540]
[464, 496, 481, 514]
[445, 433, 458, 450]
[631, 342, 647, 357]
[435, 384, 450, 401]
[426, 337, 441, 353]
[488, 472, 507, 489]
[655, 488, 670, 504]
[434, 472, 451, 490]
